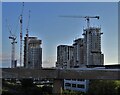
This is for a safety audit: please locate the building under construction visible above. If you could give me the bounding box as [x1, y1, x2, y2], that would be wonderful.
[56, 27, 104, 68]
[24, 37, 42, 69]
[73, 38, 84, 67]
[83, 27, 104, 66]
[56, 45, 74, 69]
[56, 16, 104, 68]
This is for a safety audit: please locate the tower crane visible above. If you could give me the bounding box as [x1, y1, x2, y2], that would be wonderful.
[60, 15, 99, 28]
[60, 15, 100, 65]
[6, 20, 17, 68]
[19, 2, 24, 67]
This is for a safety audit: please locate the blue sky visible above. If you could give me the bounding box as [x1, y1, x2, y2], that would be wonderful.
[2, 0, 119, 2]
[2, 2, 118, 67]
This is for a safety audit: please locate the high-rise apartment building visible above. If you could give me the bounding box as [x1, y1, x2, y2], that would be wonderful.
[56, 45, 74, 68]
[73, 38, 84, 67]
[83, 27, 104, 66]
[56, 27, 104, 68]
[24, 37, 42, 69]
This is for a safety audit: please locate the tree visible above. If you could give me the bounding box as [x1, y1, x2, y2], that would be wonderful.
[87, 80, 117, 95]
[20, 78, 34, 87]
[42, 86, 52, 94]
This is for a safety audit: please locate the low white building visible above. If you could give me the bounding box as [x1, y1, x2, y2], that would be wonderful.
[64, 79, 89, 93]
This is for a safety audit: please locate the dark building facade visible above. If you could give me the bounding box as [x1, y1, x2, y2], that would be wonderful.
[24, 37, 42, 69]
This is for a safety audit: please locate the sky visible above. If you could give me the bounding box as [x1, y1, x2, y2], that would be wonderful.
[118, 2, 120, 63]
[1, 2, 118, 68]
[1, 0, 119, 2]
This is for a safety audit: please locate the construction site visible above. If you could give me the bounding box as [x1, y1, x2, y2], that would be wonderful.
[2, 2, 120, 95]
[7, 3, 42, 69]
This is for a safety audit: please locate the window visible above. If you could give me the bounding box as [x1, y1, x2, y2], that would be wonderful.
[77, 84, 84, 88]
[72, 84, 76, 87]
[65, 83, 71, 87]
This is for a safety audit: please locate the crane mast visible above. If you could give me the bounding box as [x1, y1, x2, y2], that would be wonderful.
[60, 15, 99, 65]
[25, 10, 31, 68]
[7, 20, 17, 68]
[19, 2, 24, 67]
[9, 37, 17, 68]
